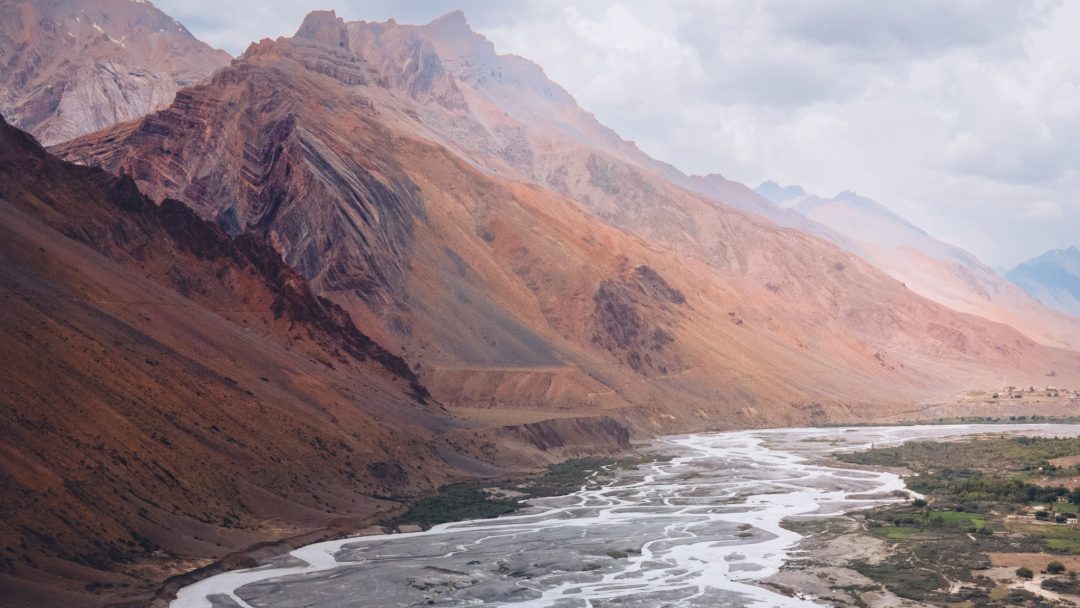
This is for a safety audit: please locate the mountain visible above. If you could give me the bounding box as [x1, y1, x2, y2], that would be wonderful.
[56, 8, 1080, 432]
[754, 180, 806, 206]
[0, 0, 230, 145]
[764, 187, 1080, 350]
[11, 7, 1080, 605]
[0, 117, 631, 607]
[687, 173, 856, 248]
[1008, 247, 1080, 317]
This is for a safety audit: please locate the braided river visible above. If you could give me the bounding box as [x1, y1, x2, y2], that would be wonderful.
[173, 424, 1080, 608]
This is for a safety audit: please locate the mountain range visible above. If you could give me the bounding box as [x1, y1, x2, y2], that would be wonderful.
[755, 183, 1080, 351]
[1, 3, 1079, 607]
[1008, 247, 1080, 318]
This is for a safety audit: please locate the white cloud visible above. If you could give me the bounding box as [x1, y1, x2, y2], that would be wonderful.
[155, 0, 1080, 267]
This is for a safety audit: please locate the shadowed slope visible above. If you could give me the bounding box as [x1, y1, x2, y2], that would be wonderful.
[0, 119, 632, 607]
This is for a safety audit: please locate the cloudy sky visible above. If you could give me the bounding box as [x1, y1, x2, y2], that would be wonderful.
[156, 0, 1079, 268]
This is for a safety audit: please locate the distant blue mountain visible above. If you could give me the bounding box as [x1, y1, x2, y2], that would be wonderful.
[753, 180, 806, 206]
[1007, 247, 1080, 317]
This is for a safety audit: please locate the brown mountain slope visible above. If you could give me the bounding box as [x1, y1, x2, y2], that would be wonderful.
[0, 0, 230, 145]
[0, 120, 630, 607]
[350, 12, 1080, 358]
[56, 11, 1080, 429]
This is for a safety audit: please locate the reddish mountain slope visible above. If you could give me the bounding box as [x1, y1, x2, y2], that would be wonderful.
[56, 10, 1080, 429]
[0, 119, 630, 607]
[0, 0, 230, 145]
[370, 12, 1080, 357]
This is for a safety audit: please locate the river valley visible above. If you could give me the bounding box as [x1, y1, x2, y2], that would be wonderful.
[172, 424, 1080, 608]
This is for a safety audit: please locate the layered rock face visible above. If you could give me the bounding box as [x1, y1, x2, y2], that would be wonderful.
[0, 0, 230, 145]
[0, 118, 631, 607]
[57, 10, 1080, 431]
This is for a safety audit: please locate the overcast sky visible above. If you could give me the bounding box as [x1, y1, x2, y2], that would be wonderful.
[155, 0, 1079, 268]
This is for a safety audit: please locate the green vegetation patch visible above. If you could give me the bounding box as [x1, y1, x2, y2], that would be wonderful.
[839, 434, 1080, 475]
[838, 433, 1080, 606]
[869, 508, 990, 540]
[838, 435, 1080, 506]
[518, 457, 622, 498]
[870, 525, 923, 540]
[929, 510, 989, 529]
[391, 456, 634, 530]
[391, 483, 520, 529]
[1012, 523, 1080, 553]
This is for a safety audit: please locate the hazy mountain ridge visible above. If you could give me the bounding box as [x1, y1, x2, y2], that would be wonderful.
[751, 181, 1080, 349]
[1008, 247, 1080, 317]
[754, 180, 806, 206]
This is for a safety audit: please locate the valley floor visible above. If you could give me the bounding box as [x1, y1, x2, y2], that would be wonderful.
[163, 425, 1080, 608]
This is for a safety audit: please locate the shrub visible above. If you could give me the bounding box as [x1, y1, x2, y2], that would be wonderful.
[1017, 566, 1034, 579]
[1071, 487, 1080, 505]
[1048, 561, 1066, 574]
[912, 498, 928, 507]
[1043, 577, 1080, 593]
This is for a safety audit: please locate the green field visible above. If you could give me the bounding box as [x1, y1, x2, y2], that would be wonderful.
[871, 525, 924, 540]
[838, 434, 1080, 606]
[1012, 523, 1080, 553]
[869, 509, 989, 541]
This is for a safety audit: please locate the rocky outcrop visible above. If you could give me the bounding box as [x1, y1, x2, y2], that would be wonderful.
[491, 416, 631, 459]
[0, 0, 229, 145]
[591, 265, 684, 375]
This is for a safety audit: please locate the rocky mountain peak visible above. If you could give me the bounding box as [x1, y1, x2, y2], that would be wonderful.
[0, 0, 229, 144]
[422, 9, 492, 54]
[295, 8, 349, 50]
[430, 9, 469, 28]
